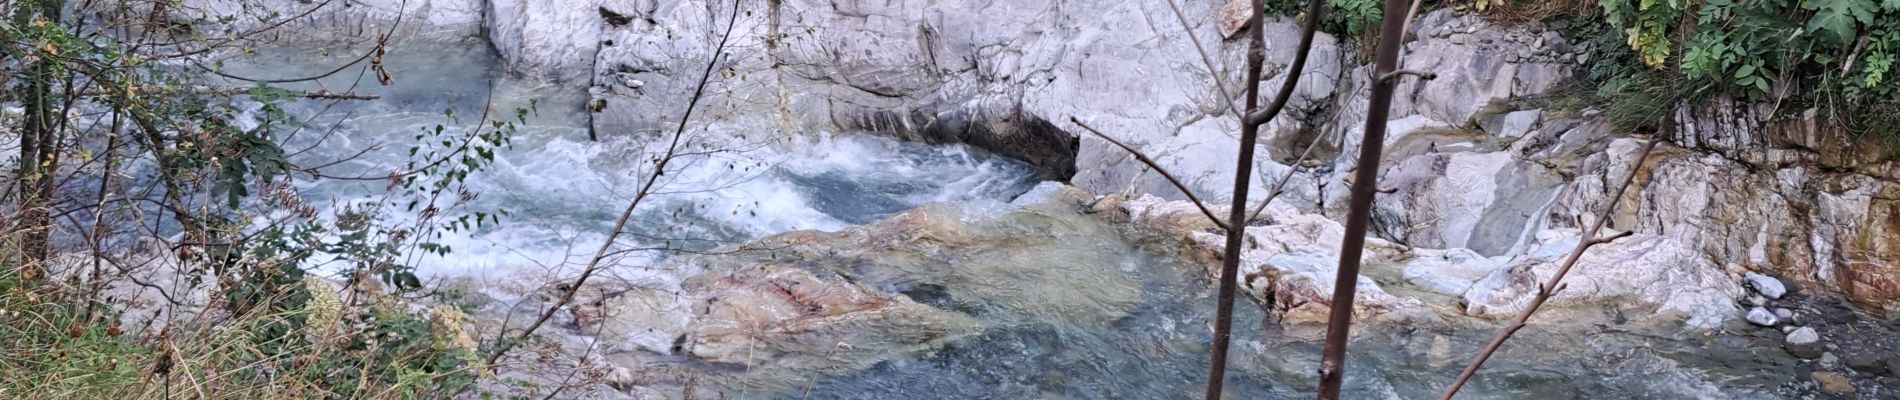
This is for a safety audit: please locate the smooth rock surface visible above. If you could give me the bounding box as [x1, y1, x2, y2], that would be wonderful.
[1746, 307, 1778, 327]
[1811, 371, 1855, 396]
[1745, 272, 1788, 299]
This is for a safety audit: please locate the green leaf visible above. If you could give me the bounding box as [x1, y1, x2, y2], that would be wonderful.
[1803, 0, 1875, 45]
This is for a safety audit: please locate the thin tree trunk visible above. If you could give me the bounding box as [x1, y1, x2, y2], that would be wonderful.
[1314, 0, 1411, 396]
[1202, 0, 1269, 396]
[14, 0, 68, 275]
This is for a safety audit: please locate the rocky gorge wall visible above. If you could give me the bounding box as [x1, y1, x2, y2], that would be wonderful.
[191, 0, 1900, 317]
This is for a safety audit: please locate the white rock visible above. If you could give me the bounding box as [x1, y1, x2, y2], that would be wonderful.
[1460, 231, 1743, 329]
[1774, 308, 1794, 320]
[1786, 327, 1821, 345]
[1498, 110, 1541, 138]
[1744, 272, 1787, 299]
[1745, 307, 1778, 326]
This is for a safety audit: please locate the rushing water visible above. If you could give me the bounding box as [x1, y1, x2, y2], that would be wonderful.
[217, 38, 1884, 399]
[222, 38, 1040, 278]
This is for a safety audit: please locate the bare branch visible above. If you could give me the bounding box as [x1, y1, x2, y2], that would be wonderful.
[1240, 1, 1328, 127]
[1244, 128, 1325, 224]
[1163, 0, 1245, 119]
[1437, 139, 1659, 399]
[78, 85, 380, 100]
[1070, 117, 1230, 232]
[1379, 69, 1438, 83]
[1401, 0, 1429, 41]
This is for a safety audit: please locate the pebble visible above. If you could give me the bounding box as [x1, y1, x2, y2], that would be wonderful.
[1811, 371, 1855, 396]
[1449, 34, 1472, 45]
[1774, 308, 1794, 320]
[1819, 352, 1841, 370]
[1786, 327, 1826, 359]
[1789, 327, 1820, 344]
[1746, 307, 1779, 327]
[1744, 271, 1787, 299]
[1747, 295, 1769, 307]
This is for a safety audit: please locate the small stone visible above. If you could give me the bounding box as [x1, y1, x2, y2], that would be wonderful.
[1560, 54, 1576, 63]
[1747, 295, 1769, 307]
[1449, 33, 1472, 45]
[1215, 0, 1252, 39]
[1576, 52, 1590, 64]
[1786, 327, 1825, 359]
[1541, 31, 1569, 53]
[1550, 20, 1570, 30]
[1820, 352, 1841, 370]
[1788, 327, 1821, 345]
[1744, 272, 1787, 299]
[1517, 49, 1533, 60]
[1811, 371, 1855, 396]
[1845, 354, 1888, 375]
[1746, 307, 1779, 327]
[1505, 53, 1520, 63]
[1428, 335, 1453, 363]
[1775, 308, 1794, 320]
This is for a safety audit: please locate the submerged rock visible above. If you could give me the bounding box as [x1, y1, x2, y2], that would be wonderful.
[679, 264, 979, 369]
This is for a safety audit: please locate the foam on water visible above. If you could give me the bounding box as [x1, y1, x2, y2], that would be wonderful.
[288, 111, 1041, 277]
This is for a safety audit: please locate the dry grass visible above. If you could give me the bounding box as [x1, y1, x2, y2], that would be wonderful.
[1469, 0, 1598, 27]
[0, 250, 484, 400]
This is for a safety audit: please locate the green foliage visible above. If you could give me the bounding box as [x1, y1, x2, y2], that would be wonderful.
[1804, 0, 1877, 45]
[1324, 0, 1385, 36]
[1261, 0, 1382, 37]
[1587, 0, 1900, 144]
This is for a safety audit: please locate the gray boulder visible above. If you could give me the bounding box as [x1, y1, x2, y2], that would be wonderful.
[1743, 272, 1787, 299]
